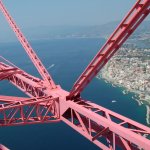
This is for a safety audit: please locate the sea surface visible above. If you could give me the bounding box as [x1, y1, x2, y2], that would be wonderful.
[0, 38, 148, 150]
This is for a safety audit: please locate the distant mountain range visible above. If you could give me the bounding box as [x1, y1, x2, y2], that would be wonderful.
[24, 22, 119, 40]
[25, 20, 150, 46]
[126, 21, 150, 48]
[0, 20, 149, 47]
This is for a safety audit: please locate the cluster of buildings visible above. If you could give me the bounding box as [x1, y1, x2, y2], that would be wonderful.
[98, 46, 150, 105]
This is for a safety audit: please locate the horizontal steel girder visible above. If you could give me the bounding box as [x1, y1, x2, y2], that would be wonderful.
[0, 96, 60, 126]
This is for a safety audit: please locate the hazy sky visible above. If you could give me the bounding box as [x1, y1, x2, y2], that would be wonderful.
[0, 0, 149, 42]
[0, 0, 137, 27]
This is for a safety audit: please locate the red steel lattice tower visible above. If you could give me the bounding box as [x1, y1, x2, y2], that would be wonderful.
[0, 0, 150, 149]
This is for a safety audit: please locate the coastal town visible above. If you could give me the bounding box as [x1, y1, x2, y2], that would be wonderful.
[97, 45, 150, 124]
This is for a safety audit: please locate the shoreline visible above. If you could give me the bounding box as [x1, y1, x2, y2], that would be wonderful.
[146, 105, 150, 125]
[98, 70, 150, 106]
[97, 76, 150, 125]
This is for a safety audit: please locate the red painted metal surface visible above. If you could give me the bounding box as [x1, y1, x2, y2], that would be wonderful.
[69, 0, 150, 99]
[0, 144, 9, 150]
[0, 0, 150, 149]
[0, 1, 56, 89]
[0, 96, 60, 126]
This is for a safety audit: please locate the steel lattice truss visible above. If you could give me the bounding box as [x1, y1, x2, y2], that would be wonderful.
[0, 0, 150, 149]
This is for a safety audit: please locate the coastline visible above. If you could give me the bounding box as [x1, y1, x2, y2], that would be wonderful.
[97, 46, 150, 107]
[100, 73, 150, 106]
[97, 75, 150, 125]
[146, 105, 150, 125]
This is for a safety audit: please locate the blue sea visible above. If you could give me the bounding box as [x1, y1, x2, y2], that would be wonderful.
[0, 38, 148, 150]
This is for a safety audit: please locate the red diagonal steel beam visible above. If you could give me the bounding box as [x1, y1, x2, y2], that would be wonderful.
[0, 0, 56, 89]
[69, 0, 150, 99]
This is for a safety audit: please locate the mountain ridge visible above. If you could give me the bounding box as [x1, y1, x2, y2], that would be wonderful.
[0, 20, 149, 44]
